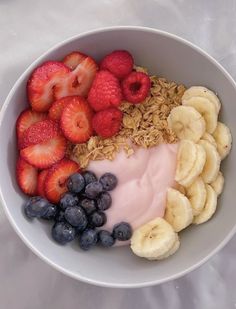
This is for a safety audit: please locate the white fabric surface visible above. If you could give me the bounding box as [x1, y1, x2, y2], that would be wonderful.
[1, 0, 236, 308]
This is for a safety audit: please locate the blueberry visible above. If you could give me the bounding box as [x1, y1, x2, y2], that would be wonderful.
[64, 206, 88, 231]
[79, 229, 98, 250]
[98, 230, 115, 247]
[52, 221, 76, 245]
[85, 181, 103, 199]
[99, 173, 117, 191]
[55, 210, 65, 222]
[59, 193, 79, 210]
[97, 192, 112, 211]
[24, 196, 49, 218]
[79, 198, 97, 215]
[112, 222, 132, 241]
[67, 173, 85, 194]
[89, 211, 107, 227]
[82, 171, 97, 185]
[41, 204, 58, 220]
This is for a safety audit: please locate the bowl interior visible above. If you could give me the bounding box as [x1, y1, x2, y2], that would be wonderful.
[1, 27, 235, 287]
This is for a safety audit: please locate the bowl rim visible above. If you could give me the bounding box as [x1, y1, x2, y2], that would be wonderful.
[1, 25, 236, 288]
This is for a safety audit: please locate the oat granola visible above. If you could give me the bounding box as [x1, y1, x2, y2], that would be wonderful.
[70, 69, 186, 168]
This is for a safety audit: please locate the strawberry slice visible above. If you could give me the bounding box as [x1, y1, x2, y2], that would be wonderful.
[16, 108, 47, 140]
[20, 119, 60, 149]
[37, 169, 48, 198]
[48, 96, 73, 121]
[16, 157, 38, 196]
[45, 159, 80, 203]
[27, 61, 70, 112]
[55, 56, 98, 99]
[62, 51, 87, 70]
[60, 96, 93, 143]
[20, 135, 67, 169]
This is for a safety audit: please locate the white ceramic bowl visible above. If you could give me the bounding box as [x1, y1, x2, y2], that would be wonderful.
[0, 26, 235, 288]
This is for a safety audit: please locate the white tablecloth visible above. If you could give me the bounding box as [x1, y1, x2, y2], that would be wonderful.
[1, 0, 236, 308]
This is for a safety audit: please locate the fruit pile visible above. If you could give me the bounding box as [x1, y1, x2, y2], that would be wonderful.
[16, 50, 151, 200]
[130, 86, 232, 261]
[89, 51, 151, 138]
[24, 170, 132, 250]
[167, 86, 231, 225]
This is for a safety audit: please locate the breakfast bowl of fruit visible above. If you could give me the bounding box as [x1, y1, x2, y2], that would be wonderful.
[0, 26, 234, 287]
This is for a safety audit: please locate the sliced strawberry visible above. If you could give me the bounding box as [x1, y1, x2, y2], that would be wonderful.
[20, 119, 60, 149]
[16, 108, 47, 140]
[48, 96, 73, 121]
[60, 96, 93, 143]
[16, 157, 38, 196]
[55, 56, 98, 99]
[62, 51, 87, 70]
[27, 61, 70, 112]
[37, 169, 48, 198]
[20, 135, 67, 169]
[45, 159, 80, 203]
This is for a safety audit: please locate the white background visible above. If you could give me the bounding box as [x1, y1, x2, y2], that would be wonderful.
[1, 0, 236, 308]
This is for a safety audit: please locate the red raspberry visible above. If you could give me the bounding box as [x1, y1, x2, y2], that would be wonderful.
[92, 108, 123, 138]
[100, 50, 134, 79]
[121, 71, 151, 104]
[88, 70, 122, 111]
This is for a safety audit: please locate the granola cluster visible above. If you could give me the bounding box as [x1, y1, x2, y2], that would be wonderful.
[70, 68, 186, 168]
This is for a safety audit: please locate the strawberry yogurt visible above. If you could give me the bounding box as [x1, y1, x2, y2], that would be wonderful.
[88, 143, 178, 244]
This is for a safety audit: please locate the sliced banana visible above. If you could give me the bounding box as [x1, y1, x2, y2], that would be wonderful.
[177, 143, 206, 187]
[201, 132, 217, 147]
[182, 86, 221, 113]
[193, 184, 217, 224]
[167, 106, 206, 142]
[148, 234, 180, 260]
[185, 177, 206, 216]
[175, 140, 198, 183]
[210, 171, 224, 196]
[164, 188, 193, 232]
[212, 122, 232, 160]
[198, 140, 220, 183]
[182, 96, 218, 133]
[130, 217, 177, 260]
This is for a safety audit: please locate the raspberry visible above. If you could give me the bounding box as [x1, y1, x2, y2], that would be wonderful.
[100, 50, 134, 79]
[92, 108, 123, 138]
[88, 70, 122, 111]
[121, 71, 151, 104]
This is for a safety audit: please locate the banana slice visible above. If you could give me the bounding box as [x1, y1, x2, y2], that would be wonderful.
[175, 140, 198, 183]
[212, 122, 232, 160]
[201, 132, 217, 147]
[167, 106, 205, 142]
[148, 234, 180, 260]
[130, 217, 177, 260]
[182, 96, 218, 133]
[193, 184, 217, 224]
[164, 188, 193, 232]
[176, 143, 206, 187]
[182, 86, 221, 113]
[210, 171, 224, 196]
[198, 140, 220, 183]
[185, 177, 206, 216]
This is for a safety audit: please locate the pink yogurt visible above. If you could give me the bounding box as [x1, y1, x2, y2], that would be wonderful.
[88, 143, 178, 245]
